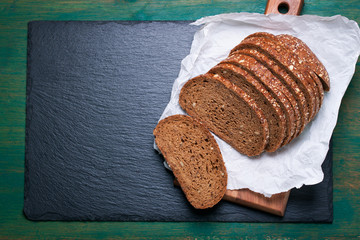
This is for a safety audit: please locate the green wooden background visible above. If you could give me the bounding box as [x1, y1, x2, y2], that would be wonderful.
[1, 0, 359, 239]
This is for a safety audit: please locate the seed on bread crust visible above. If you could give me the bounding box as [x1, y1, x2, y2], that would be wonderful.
[233, 34, 319, 127]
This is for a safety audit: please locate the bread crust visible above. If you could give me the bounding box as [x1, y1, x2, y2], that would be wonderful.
[223, 53, 299, 145]
[276, 35, 325, 113]
[230, 47, 308, 138]
[277, 34, 330, 92]
[233, 33, 319, 122]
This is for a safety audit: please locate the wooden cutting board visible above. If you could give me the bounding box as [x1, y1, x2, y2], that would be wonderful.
[224, 189, 290, 216]
[174, 180, 290, 216]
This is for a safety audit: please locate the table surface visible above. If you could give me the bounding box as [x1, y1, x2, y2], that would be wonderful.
[1, 0, 359, 239]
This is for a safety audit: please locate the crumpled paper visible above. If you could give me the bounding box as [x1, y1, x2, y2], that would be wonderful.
[155, 12, 360, 197]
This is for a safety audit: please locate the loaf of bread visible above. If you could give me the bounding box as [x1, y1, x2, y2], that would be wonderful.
[179, 32, 329, 155]
[153, 114, 227, 209]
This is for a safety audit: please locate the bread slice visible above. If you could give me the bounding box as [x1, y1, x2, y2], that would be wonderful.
[234, 33, 320, 122]
[230, 47, 308, 137]
[208, 63, 286, 152]
[277, 34, 330, 92]
[179, 73, 269, 156]
[153, 114, 227, 209]
[223, 53, 299, 145]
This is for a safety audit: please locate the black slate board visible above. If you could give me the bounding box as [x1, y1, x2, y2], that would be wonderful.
[24, 21, 333, 222]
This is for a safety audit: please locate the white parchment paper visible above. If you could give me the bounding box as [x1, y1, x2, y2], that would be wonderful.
[155, 12, 360, 197]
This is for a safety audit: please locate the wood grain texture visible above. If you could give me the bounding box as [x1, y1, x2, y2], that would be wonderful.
[224, 189, 290, 216]
[174, 179, 290, 216]
[265, 0, 304, 15]
[0, 0, 359, 239]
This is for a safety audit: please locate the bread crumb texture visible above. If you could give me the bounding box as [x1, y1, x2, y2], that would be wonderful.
[154, 115, 227, 209]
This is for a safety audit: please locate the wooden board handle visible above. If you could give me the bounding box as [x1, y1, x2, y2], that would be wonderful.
[265, 0, 304, 15]
[173, 179, 289, 216]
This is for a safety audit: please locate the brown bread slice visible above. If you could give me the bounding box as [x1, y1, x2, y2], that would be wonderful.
[208, 63, 286, 152]
[179, 73, 269, 156]
[233, 33, 319, 121]
[310, 71, 324, 108]
[231, 48, 308, 136]
[277, 34, 330, 92]
[222, 53, 299, 145]
[153, 114, 227, 209]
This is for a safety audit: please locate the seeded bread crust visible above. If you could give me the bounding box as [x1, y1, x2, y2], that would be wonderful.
[209, 63, 286, 152]
[179, 74, 269, 156]
[276, 35, 325, 110]
[277, 34, 330, 92]
[153, 114, 227, 209]
[309, 71, 324, 109]
[241, 34, 322, 120]
[222, 53, 299, 145]
[231, 48, 308, 138]
[230, 35, 313, 125]
[234, 34, 319, 122]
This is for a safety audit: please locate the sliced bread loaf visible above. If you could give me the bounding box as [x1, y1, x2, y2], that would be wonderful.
[230, 48, 308, 137]
[235, 34, 320, 121]
[222, 53, 299, 145]
[179, 73, 269, 156]
[153, 114, 227, 209]
[277, 34, 330, 92]
[208, 63, 286, 152]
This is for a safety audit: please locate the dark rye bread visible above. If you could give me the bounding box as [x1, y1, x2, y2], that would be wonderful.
[233, 33, 319, 122]
[222, 53, 299, 145]
[153, 114, 227, 209]
[231, 48, 308, 136]
[208, 63, 286, 152]
[277, 34, 330, 92]
[179, 73, 269, 156]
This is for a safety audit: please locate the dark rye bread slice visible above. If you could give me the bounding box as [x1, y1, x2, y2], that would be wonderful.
[233, 33, 319, 122]
[222, 53, 299, 145]
[153, 114, 227, 209]
[277, 34, 330, 92]
[309, 71, 324, 109]
[231, 48, 308, 136]
[208, 63, 286, 152]
[179, 73, 269, 156]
